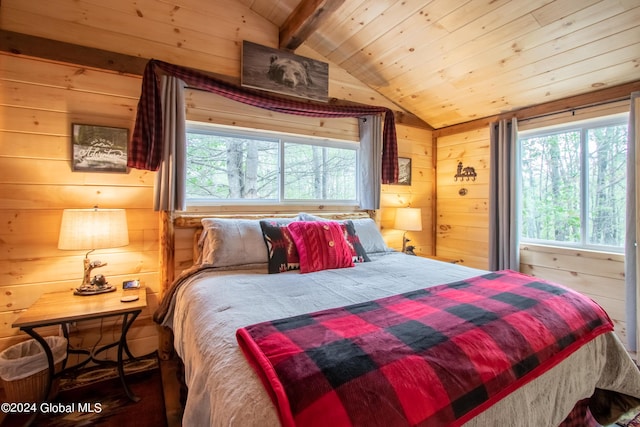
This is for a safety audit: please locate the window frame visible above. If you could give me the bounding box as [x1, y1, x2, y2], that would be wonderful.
[185, 121, 361, 207]
[518, 113, 629, 253]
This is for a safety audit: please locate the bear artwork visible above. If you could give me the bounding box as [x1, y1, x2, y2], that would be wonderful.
[267, 55, 312, 89]
[241, 40, 328, 101]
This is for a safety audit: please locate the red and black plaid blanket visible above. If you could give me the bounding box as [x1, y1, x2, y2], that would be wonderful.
[236, 270, 613, 427]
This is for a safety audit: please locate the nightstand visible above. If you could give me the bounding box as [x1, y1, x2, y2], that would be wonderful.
[12, 288, 147, 402]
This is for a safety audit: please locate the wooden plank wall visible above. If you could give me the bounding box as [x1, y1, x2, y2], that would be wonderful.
[186, 89, 361, 142]
[436, 128, 490, 268]
[0, 0, 277, 80]
[520, 244, 626, 342]
[380, 125, 434, 255]
[435, 120, 628, 345]
[0, 53, 160, 360]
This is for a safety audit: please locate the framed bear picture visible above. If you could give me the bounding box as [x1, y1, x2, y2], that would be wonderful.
[241, 40, 329, 102]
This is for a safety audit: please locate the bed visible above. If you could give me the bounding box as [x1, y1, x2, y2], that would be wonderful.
[155, 213, 640, 427]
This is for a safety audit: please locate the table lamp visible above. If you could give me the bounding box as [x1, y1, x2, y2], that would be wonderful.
[58, 207, 129, 295]
[394, 207, 422, 254]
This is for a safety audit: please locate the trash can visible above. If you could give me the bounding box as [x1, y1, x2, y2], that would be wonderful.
[0, 336, 67, 402]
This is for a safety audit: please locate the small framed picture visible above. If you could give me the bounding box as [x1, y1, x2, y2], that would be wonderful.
[71, 123, 128, 172]
[397, 157, 412, 185]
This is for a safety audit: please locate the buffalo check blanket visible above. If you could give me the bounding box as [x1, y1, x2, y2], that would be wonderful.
[236, 270, 613, 427]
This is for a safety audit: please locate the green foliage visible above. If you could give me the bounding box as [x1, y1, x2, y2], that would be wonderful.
[520, 120, 628, 249]
[284, 144, 356, 200]
[186, 133, 278, 199]
[185, 130, 357, 202]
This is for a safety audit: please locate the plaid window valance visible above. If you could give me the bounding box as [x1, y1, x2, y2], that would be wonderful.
[128, 59, 399, 184]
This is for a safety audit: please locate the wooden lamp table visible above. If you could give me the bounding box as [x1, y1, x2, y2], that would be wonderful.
[11, 288, 147, 403]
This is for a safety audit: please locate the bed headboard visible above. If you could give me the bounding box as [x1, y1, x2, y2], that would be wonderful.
[160, 211, 376, 294]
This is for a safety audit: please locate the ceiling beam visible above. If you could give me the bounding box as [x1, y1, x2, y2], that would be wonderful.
[279, 0, 345, 51]
[0, 29, 149, 76]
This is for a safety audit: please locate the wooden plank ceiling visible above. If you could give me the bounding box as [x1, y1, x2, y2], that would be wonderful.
[245, 0, 640, 129]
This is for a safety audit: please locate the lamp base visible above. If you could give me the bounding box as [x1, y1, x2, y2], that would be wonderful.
[74, 283, 117, 296]
[401, 232, 410, 253]
[75, 254, 114, 295]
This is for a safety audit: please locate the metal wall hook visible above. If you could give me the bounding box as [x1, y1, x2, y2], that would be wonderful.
[454, 162, 477, 182]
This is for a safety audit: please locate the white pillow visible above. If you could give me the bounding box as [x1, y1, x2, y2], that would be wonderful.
[297, 213, 389, 254]
[199, 218, 295, 267]
[351, 218, 389, 254]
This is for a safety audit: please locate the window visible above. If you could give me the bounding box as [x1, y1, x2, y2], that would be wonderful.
[519, 114, 628, 251]
[185, 123, 358, 205]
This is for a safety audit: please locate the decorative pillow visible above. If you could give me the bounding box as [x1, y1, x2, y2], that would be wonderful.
[350, 218, 390, 254]
[259, 220, 300, 274]
[199, 218, 295, 267]
[342, 220, 370, 263]
[297, 212, 330, 222]
[297, 213, 384, 255]
[287, 221, 355, 273]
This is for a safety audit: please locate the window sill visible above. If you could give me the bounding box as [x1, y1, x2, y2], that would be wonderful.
[519, 242, 624, 261]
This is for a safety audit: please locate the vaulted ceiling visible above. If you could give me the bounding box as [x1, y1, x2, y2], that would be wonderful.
[242, 0, 640, 129]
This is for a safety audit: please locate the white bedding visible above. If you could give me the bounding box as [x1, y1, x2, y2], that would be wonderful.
[161, 252, 640, 426]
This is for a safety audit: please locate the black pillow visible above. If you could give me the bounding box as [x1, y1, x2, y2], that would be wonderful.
[259, 220, 300, 274]
[342, 220, 370, 263]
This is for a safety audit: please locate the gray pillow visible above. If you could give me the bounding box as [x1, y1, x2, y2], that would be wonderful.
[199, 218, 296, 267]
[351, 218, 389, 254]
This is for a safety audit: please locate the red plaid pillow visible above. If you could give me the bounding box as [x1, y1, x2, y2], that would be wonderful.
[287, 221, 355, 273]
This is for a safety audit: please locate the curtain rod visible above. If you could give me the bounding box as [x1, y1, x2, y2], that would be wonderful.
[517, 95, 631, 124]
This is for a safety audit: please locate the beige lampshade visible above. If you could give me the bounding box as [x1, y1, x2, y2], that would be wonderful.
[58, 208, 129, 250]
[394, 207, 422, 231]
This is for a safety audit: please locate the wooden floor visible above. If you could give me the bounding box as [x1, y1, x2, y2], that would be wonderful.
[0, 357, 183, 427]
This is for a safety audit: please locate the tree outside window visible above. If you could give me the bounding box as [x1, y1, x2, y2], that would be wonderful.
[519, 115, 628, 251]
[185, 125, 358, 204]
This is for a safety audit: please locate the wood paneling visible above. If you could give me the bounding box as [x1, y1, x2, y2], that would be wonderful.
[0, 0, 421, 124]
[278, 0, 345, 50]
[379, 125, 433, 255]
[520, 244, 627, 344]
[434, 82, 640, 138]
[186, 89, 360, 141]
[436, 128, 490, 269]
[300, 0, 640, 128]
[0, 0, 277, 78]
[0, 53, 159, 358]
